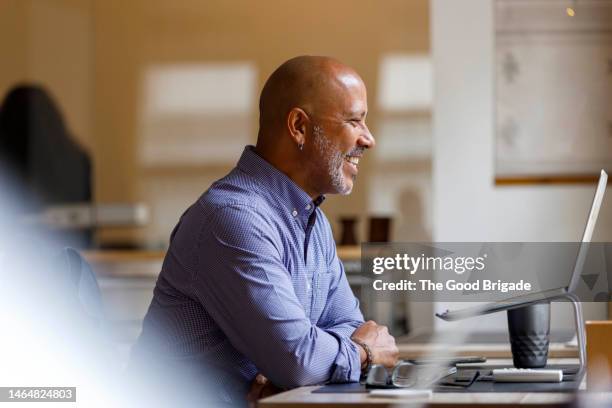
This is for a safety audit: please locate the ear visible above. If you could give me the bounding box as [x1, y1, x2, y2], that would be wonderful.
[286, 107, 309, 146]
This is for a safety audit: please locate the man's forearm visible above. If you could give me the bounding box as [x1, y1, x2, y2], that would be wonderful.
[322, 320, 363, 338]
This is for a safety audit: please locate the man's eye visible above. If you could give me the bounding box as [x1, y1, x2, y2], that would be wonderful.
[349, 120, 360, 127]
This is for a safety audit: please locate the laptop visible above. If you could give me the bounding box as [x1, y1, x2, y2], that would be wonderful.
[436, 170, 608, 322]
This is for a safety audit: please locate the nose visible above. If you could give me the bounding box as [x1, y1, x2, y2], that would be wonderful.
[359, 124, 375, 149]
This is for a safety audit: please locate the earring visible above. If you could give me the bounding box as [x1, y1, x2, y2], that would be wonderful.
[298, 143, 304, 151]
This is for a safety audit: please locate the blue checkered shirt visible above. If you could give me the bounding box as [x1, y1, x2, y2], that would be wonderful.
[133, 146, 364, 404]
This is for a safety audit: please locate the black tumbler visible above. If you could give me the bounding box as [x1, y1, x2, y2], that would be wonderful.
[507, 302, 551, 368]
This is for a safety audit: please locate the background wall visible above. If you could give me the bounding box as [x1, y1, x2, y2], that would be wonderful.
[4, 0, 608, 334]
[0, 0, 432, 250]
[91, 0, 431, 247]
[0, 0, 93, 150]
[431, 0, 609, 331]
[1, 0, 433, 336]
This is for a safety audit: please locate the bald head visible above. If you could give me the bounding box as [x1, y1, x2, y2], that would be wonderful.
[258, 56, 363, 139]
[254, 56, 374, 198]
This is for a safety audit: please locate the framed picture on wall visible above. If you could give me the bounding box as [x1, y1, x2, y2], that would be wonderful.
[495, 0, 612, 184]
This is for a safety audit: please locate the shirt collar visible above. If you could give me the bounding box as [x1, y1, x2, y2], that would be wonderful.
[236, 146, 325, 217]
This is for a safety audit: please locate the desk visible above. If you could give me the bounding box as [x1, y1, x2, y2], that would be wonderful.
[396, 330, 578, 360]
[398, 342, 577, 360]
[81, 246, 361, 278]
[397, 335, 577, 360]
[258, 358, 581, 408]
[81, 246, 361, 268]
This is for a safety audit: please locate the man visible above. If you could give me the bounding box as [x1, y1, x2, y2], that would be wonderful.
[132, 56, 398, 406]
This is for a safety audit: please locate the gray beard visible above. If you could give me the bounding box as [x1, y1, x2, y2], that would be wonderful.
[312, 124, 353, 195]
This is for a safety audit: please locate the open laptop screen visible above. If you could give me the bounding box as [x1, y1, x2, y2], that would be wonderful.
[567, 170, 607, 292]
[436, 170, 607, 322]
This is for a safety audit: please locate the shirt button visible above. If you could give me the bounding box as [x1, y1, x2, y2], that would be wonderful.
[305, 204, 311, 210]
[292, 209, 298, 217]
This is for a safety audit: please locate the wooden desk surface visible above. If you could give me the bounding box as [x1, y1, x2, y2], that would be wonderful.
[82, 246, 360, 263]
[258, 358, 581, 408]
[396, 329, 578, 359]
[82, 246, 361, 278]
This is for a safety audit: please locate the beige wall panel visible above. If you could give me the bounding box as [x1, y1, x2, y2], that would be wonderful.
[92, 0, 429, 245]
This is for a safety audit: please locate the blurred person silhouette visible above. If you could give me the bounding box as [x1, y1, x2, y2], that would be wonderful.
[0, 84, 92, 247]
[0, 86, 134, 405]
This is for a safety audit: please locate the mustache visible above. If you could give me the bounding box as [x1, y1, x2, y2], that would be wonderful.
[345, 147, 365, 157]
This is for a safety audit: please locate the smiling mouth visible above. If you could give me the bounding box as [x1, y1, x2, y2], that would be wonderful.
[345, 156, 360, 165]
[343, 155, 361, 172]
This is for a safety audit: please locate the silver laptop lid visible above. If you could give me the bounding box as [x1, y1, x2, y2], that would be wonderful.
[567, 170, 607, 292]
[437, 170, 608, 322]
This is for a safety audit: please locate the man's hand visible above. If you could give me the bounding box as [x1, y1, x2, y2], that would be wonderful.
[246, 374, 283, 408]
[351, 320, 399, 369]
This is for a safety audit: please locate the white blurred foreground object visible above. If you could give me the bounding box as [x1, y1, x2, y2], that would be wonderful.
[369, 389, 432, 399]
[492, 368, 563, 383]
[21, 203, 149, 228]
